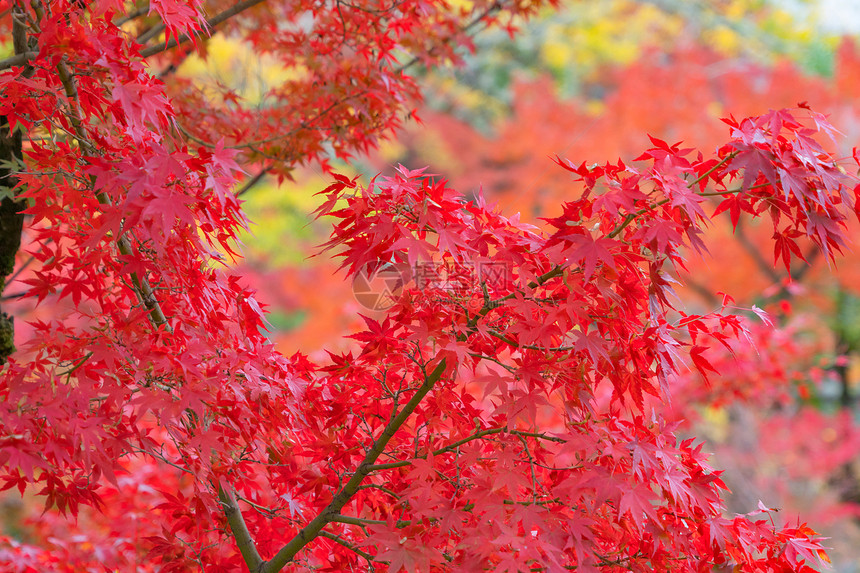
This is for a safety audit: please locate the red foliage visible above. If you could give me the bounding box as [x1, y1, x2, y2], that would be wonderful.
[0, 1, 856, 571]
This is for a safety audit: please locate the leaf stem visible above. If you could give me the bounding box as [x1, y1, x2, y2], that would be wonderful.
[687, 151, 738, 189]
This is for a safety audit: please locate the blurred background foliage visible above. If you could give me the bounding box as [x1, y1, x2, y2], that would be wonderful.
[420, 0, 839, 129]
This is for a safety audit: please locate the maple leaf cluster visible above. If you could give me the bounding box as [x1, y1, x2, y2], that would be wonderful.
[0, 0, 856, 572]
[304, 109, 855, 570]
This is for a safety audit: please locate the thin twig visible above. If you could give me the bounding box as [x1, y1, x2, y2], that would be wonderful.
[236, 493, 280, 516]
[688, 151, 738, 190]
[58, 351, 93, 377]
[318, 531, 378, 564]
[394, 0, 505, 74]
[365, 426, 565, 472]
[113, 2, 150, 26]
[331, 514, 410, 528]
[733, 218, 781, 283]
[6, 251, 38, 286]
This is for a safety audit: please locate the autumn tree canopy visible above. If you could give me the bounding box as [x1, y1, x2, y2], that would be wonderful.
[0, 1, 857, 571]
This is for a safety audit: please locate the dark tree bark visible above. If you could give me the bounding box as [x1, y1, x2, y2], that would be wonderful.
[0, 8, 31, 363]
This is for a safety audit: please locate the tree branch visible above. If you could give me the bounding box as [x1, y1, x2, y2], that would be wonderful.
[355, 483, 400, 498]
[0, 51, 38, 72]
[113, 1, 150, 27]
[30, 0, 171, 331]
[261, 359, 447, 573]
[139, 0, 268, 58]
[137, 19, 166, 45]
[219, 485, 264, 572]
[732, 217, 781, 283]
[235, 165, 272, 197]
